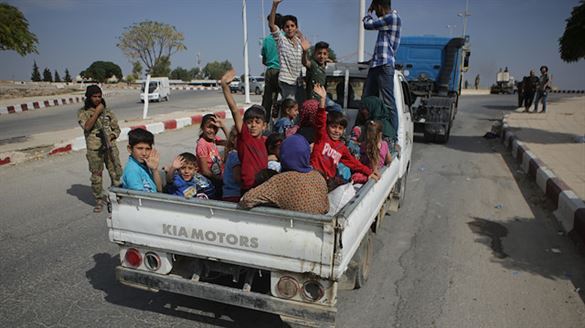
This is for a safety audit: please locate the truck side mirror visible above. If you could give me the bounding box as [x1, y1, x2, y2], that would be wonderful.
[463, 51, 471, 72]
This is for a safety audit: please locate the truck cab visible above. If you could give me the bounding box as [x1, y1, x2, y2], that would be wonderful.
[395, 35, 470, 143]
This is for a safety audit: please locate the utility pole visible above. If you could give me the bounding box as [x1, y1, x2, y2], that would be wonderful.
[458, 0, 471, 37]
[358, 0, 366, 62]
[242, 0, 251, 103]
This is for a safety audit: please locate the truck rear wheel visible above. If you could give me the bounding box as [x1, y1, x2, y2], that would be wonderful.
[355, 231, 373, 289]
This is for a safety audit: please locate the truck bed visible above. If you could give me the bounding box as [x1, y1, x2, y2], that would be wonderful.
[108, 158, 400, 280]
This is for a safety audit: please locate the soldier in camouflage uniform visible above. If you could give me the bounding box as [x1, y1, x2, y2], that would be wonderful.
[78, 85, 122, 213]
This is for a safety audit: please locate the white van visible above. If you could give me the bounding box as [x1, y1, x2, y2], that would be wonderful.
[140, 77, 170, 102]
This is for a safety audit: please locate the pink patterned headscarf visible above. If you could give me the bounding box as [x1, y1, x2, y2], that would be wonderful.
[300, 99, 319, 127]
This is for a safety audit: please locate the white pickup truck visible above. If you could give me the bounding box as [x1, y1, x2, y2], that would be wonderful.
[108, 63, 414, 328]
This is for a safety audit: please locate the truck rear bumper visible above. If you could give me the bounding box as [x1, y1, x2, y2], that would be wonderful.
[116, 266, 336, 326]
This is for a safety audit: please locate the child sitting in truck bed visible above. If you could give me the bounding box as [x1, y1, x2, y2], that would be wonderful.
[310, 84, 380, 187]
[220, 69, 268, 194]
[165, 152, 216, 199]
[121, 128, 163, 193]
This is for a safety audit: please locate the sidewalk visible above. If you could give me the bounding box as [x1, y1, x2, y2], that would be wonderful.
[501, 96, 585, 241]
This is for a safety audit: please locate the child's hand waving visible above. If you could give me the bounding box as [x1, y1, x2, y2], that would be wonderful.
[221, 69, 236, 85]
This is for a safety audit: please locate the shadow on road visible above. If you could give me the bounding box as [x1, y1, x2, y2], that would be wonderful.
[66, 184, 94, 206]
[466, 142, 585, 304]
[85, 253, 283, 328]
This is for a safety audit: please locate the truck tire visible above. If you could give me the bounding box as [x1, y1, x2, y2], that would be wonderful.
[388, 167, 409, 213]
[355, 231, 373, 289]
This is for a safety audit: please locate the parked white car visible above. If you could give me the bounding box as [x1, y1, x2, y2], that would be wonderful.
[240, 76, 265, 95]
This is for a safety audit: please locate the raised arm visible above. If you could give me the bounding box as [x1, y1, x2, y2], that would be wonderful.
[83, 103, 104, 131]
[269, 0, 282, 33]
[363, 11, 399, 31]
[300, 34, 311, 69]
[220, 69, 243, 133]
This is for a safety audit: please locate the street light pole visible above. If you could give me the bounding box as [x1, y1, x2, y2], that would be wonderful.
[242, 0, 251, 104]
[458, 0, 471, 37]
[358, 0, 366, 62]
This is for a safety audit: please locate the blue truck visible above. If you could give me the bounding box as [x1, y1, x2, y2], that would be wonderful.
[395, 36, 470, 143]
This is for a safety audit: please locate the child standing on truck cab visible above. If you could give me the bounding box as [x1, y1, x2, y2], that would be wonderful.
[196, 114, 227, 194]
[222, 127, 242, 202]
[310, 84, 380, 186]
[165, 152, 216, 199]
[273, 98, 298, 135]
[270, 0, 304, 102]
[121, 128, 162, 193]
[220, 69, 268, 194]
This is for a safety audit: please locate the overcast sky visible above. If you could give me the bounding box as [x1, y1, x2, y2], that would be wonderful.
[1, 0, 584, 89]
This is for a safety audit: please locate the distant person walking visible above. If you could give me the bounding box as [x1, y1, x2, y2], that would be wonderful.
[261, 13, 282, 122]
[522, 70, 539, 112]
[474, 74, 480, 90]
[362, 0, 401, 141]
[78, 85, 122, 213]
[533, 65, 551, 113]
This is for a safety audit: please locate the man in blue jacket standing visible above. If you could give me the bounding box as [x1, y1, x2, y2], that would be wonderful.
[363, 0, 401, 140]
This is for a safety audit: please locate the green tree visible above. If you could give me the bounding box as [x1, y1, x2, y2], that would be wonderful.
[0, 3, 38, 56]
[202, 60, 233, 80]
[188, 67, 202, 79]
[54, 70, 61, 82]
[64, 69, 72, 83]
[150, 55, 171, 77]
[170, 66, 191, 81]
[31, 61, 41, 81]
[117, 20, 186, 73]
[559, 0, 585, 62]
[131, 61, 142, 79]
[81, 61, 123, 83]
[42, 67, 52, 82]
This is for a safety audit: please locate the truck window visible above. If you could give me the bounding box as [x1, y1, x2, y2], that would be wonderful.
[141, 82, 158, 93]
[326, 77, 366, 109]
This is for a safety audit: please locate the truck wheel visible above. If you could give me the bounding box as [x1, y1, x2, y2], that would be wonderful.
[372, 202, 387, 233]
[436, 121, 452, 143]
[388, 167, 408, 213]
[355, 231, 373, 289]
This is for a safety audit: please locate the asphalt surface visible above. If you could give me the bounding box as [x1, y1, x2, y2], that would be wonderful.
[1, 94, 584, 327]
[0, 90, 261, 141]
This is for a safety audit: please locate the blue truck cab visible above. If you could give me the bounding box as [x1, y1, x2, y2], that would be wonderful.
[395, 36, 470, 143]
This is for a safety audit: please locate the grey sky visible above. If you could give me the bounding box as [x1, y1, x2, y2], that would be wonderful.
[1, 0, 584, 89]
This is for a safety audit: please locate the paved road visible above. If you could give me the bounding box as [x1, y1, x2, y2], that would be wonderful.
[0, 90, 262, 141]
[1, 94, 584, 327]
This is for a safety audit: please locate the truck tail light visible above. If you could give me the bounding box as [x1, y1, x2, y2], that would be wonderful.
[124, 248, 142, 268]
[302, 280, 324, 302]
[144, 252, 161, 271]
[276, 276, 299, 299]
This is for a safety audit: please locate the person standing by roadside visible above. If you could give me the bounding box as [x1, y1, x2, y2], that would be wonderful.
[362, 0, 401, 141]
[522, 70, 539, 112]
[78, 85, 122, 213]
[533, 65, 551, 113]
[269, 0, 304, 102]
[474, 74, 480, 90]
[261, 13, 282, 122]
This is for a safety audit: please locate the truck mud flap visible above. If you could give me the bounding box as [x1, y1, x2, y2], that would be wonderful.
[116, 266, 336, 326]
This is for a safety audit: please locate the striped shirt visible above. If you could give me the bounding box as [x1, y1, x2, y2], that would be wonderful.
[272, 27, 303, 85]
[363, 10, 401, 68]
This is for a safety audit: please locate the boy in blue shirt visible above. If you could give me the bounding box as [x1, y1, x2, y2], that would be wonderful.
[165, 152, 216, 199]
[121, 128, 162, 192]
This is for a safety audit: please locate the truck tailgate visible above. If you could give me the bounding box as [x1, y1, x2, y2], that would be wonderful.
[108, 189, 336, 277]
